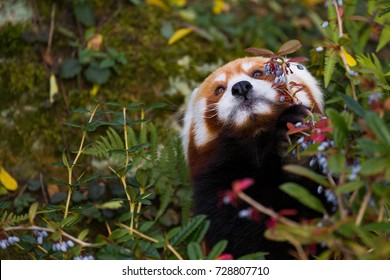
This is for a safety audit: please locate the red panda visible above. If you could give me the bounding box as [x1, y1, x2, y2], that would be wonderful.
[181, 56, 329, 259]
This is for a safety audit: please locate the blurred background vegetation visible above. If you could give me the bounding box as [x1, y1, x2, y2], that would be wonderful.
[0, 0, 389, 260]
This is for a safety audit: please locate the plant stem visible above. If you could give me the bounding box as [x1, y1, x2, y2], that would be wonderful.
[237, 192, 299, 227]
[63, 104, 99, 219]
[121, 106, 134, 231]
[116, 223, 159, 243]
[3, 225, 96, 247]
[355, 187, 372, 226]
[167, 242, 184, 260]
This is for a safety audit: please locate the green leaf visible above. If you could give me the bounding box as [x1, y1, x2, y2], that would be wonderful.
[360, 158, 390, 176]
[363, 222, 390, 233]
[340, 94, 365, 118]
[96, 200, 124, 209]
[326, 108, 349, 149]
[99, 58, 116, 69]
[59, 58, 82, 79]
[280, 183, 326, 213]
[188, 220, 209, 244]
[376, 25, 390, 52]
[97, 244, 133, 260]
[277, 39, 302, 55]
[324, 48, 337, 88]
[365, 112, 390, 146]
[328, 153, 345, 175]
[73, 2, 95, 27]
[84, 65, 111, 85]
[60, 213, 82, 228]
[237, 252, 267, 260]
[78, 48, 93, 64]
[77, 229, 89, 241]
[145, 102, 167, 111]
[207, 240, 228, 260]
[336, 181, 365, 194]
[170, 215, 206, 246]
[187, 242, 203, 260]
[72, 108, 91, 114]
[63, 122, 84, 129]
[283, 164, 332, 188]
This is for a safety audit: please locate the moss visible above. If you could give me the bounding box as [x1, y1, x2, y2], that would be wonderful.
[0, 23, 31, 57]
[98, 5, 229, 103]
[0, 56, 47, 108]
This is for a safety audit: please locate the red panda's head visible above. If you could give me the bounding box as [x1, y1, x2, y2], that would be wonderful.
[182, 56, 323, 161]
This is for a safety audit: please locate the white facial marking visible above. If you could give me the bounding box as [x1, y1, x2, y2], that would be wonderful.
[241, 62, 255, 72]
[181, 88, 199, 159]
[193, 98, 215, 148]
[287, 63, 323, 112]
[217, 73, 276, 126]
[214, 73, 226, 83]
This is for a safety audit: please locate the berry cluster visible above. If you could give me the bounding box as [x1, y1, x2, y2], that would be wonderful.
[74, 254, 94, 260]
[264, 59, 306, 105]
[52, 240, 75, 253]
[0, 236, 20, 249]
[33, 230, 48, 245]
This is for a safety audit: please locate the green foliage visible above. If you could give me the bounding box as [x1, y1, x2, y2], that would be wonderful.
[1, 0, 389, 260]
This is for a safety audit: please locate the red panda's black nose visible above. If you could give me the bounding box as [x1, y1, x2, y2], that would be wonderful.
[232, 81, 253, 99]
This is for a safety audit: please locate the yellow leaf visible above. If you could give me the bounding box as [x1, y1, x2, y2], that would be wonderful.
[145, 0, 169, 11]
[0, 166, 18, 191]
[29, 202, 39, 225]
[90, 84, 100, 96]
[168, 28, 193, 45]
[342, 48, 357, 67]
[49, 73, 59, 103]
[169, 0, 186, 7]
[213, 0, 224, 14]
[87, 34, 103, 51]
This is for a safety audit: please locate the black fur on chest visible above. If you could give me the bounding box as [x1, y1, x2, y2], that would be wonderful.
[191, 113, 326, 259]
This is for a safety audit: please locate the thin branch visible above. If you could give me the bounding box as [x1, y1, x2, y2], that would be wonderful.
[167, 243, 184, 260]
[116, 223, 159, 243]
[47, 3, 56, 54]
[355, 188, 372, 226]
[237, 192, 299, 227]
[333, 0, 343, 38]
[3, 225, 95, 247]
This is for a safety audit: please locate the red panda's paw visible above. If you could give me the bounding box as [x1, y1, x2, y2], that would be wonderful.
[276, 104, 311, 134]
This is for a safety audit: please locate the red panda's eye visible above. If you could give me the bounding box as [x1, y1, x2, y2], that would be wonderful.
[215, 86, 225, 96]
[252, 70, 264, 79]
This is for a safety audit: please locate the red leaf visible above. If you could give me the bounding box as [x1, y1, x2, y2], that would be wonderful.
[266, 218, 277, 229]
[287, 57, 309, 63]
[287, 122, 310, 135]
[338, 7, 344, 17]
[310, 132, 326, 143]
[216, 254, 234, 260]
[278, 209, 298, 216]
[245, 47, 274, 56]
[232, 178, 254, 193]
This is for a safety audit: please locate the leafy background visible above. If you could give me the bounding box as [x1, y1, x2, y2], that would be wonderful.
[0, 0, 389, 260]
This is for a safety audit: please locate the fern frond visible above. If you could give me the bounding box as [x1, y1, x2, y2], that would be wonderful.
[0, 211, 29, 227]
[324, 48, 338, 87]
[83, 127, 125, 165]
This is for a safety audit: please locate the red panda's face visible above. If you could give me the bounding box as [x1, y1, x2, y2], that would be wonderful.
[182, 57, 323, 157]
